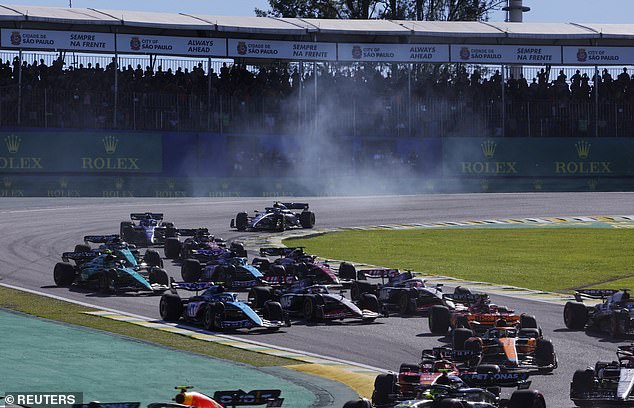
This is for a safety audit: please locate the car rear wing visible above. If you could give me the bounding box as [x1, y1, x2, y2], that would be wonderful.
[421, 347, 476, 362]
[574, 289, 622, 302]
[443, 293, 490, 305]
[213, 389, 283, 407]
[169, 279, 217, 293]
[62, 250, 101, 262]
[280, 202, 309, 210]
[176, 228, 210, 237]
[359, 268, 400, 279]
[130, 212, 164, 221]
[460, 372, 531, 388]
[84, 234, 121, 243]
[259, 247, 305, 257]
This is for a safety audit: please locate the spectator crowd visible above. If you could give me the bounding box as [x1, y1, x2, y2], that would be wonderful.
[0, 55, 632, 138]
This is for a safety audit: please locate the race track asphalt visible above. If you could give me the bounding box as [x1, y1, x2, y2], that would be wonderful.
[2, 192, 633, 407]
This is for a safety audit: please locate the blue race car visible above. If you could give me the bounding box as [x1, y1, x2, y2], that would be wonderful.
[53, 250, 169, 294]
[180, 257, 265, 290]
[159, 281, 290, 331]
[231, 202, 315, 232]
[120, 212, 176, 247]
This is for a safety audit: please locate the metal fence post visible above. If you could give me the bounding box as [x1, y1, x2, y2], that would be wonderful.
[17, 48, 22, 125]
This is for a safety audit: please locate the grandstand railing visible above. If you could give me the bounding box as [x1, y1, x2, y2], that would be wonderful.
[3, 85, 634, 138]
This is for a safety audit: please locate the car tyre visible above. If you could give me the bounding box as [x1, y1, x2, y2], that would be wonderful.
[508, 389, 546, 408]
[235, 212, 248, 231]
[143, 249, 163, 268]
[371, 373, 397, 406]
[181, 259, 202, 282]
[429, 305, 451, 334]
[159, 294, 182, 321]
[564, 301, 589, 330]
[300, 211, 315, 228]
[164, 238, 182, 259]
[53, 262, 75, 287]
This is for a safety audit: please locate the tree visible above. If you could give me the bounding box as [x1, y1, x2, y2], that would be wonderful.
[256, 0, 507, 21]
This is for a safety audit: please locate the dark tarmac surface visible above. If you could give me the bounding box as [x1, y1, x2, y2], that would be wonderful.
[2, 193, 633, 407]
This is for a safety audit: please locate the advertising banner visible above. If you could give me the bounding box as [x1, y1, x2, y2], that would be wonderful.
[117, 34, 226, 57]
[338, 43, 449, 62]
[450, 45, 561, 65]
[1, 29, 114, 52]
[442, 137, 634, 177]
[0, 132, 162, 173]
[562, 46, 634, 65]
[228, 39, 337, 61]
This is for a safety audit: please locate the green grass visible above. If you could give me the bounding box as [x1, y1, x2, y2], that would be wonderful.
[284, 228, 634, 293]
[0, 286, 296, 367]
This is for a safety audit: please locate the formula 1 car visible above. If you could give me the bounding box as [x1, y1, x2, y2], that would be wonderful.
[452, 323, 557, 373]
[230, 202, 315, 232]
[180, 257, 265, 290]
[570, 344, 634, 407]
[564, 289, 634, 337]
[95, 386, 284, 408]
[346, 267, 445, 315]
[428, 291, 534, 335]
[120, 212, 176, 246]
[81, 234, 163, 268]
[159, 281, 290, 331]
[345, 370, 545, 408]
[164, 228, 247, 260]
[248, 279, 382, 323]
[165, 386, 283, 408]
[255, 247, 339, 285]
[53, 250, 169, 293]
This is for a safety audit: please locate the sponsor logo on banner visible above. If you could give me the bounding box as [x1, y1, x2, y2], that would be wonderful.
[460, 47, 470, 60]
[103, 177, 134, 197]
[554, 140, 612, 175]
[352, 46, 362, 60]
[10, 31, 21, 46]
[459, 140, 518, 175]
[130, 37, 141, 51]
[577, 48, 588, 62]
[0, 134, 43, 170]
[0, 177, 23, 197]
[81, 136, 141, 171]
[237, 41, 247, 56]
[155, 178, 187, 197]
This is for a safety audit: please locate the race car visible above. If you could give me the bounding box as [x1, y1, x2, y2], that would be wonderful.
[164, 228, 247, 260]
[255, 247, 339, 285]
[95, 386, 284, 408]
[159, 280, 289, 331]
[564, 289, 634, 337]
[180, 257, 265, 290]
[347, 268, 445, 315]
[452, 323, 557, 373]
[346, 370, 545, 408]
[428, 291, 532, 335]
[248, 279, 382, 323]
[53, 250, 169, 293]
[570, 344, 634, 407]
[81, 234, 163, 268]
[230, 202, 315, 232]
[120, 212, 176, 246]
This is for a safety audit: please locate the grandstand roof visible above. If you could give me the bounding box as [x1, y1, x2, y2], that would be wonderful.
[1, 4, 634, 44]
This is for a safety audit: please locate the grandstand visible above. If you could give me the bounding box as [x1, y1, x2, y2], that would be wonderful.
[1, 4, 634, 196]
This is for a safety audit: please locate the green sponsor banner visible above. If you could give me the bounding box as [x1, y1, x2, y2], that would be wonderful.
[0, 132, 162, 173]
[443, 137, 634, 177]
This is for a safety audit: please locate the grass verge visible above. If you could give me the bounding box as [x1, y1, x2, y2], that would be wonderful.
[284, 228, 634, 293]
[0, 286, 296, 367]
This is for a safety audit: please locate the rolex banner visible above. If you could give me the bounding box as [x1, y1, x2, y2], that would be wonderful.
[0, 132, 162, 173]
[442, 138, 634, 177]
